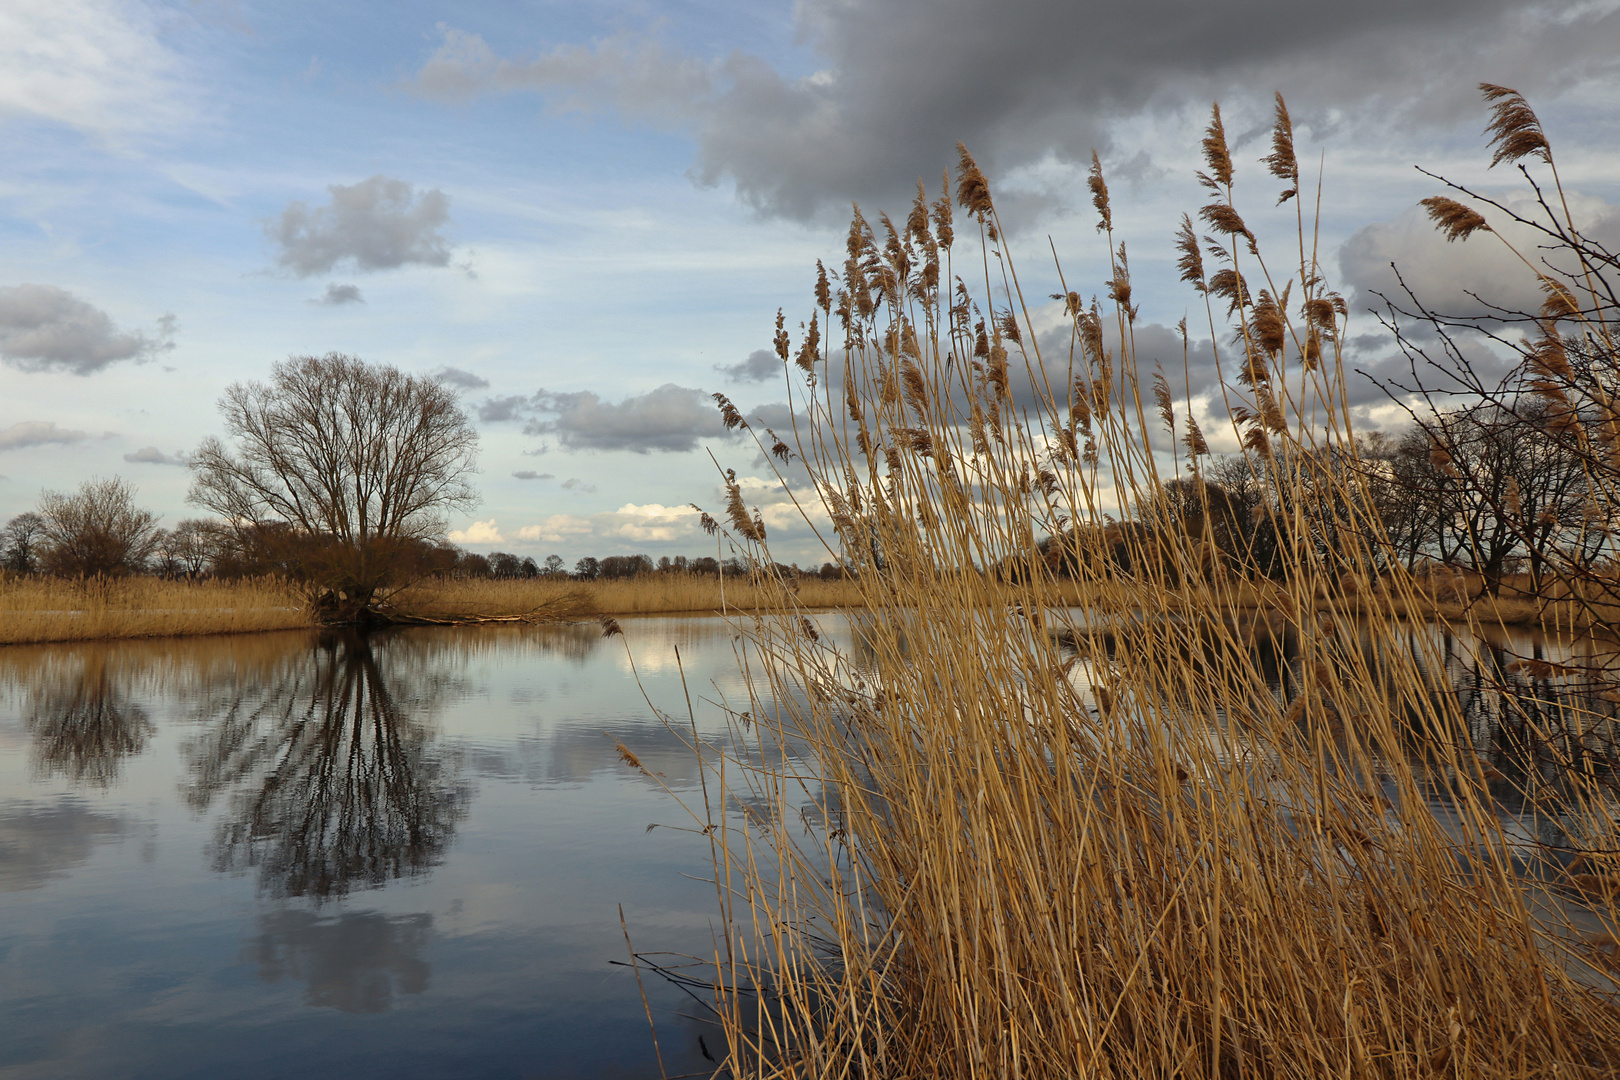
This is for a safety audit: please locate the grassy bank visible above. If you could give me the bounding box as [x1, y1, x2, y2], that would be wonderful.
[0, 575, 310, 645]
[0, 572, 870, 645]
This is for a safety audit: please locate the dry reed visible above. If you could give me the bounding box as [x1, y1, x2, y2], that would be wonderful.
[0, 575, 309, 645]
[633, 96, 1620, 1079]
[392, 572, 865, 619]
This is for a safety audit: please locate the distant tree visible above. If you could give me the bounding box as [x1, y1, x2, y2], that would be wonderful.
[489, 551, 522, 578]
[543, 554, 565, 576]
[689, 556, 720, 576]
[37, 478, 162, 577]
[599, 554, 652, 579]
[573, 556, 600, 581]
[519, 556, 539, 578]
[2, 512, 45, 573]
[165, 518, 220, 577]
[189, 353, 479, 622]
[457, 551, 492, 578]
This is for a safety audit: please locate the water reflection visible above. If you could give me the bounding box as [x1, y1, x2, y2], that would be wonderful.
[0, 800, 127, 892]
[183, 632, 469, 900]
[21, 653, 154, 787]
[247, 909, 433, 1013]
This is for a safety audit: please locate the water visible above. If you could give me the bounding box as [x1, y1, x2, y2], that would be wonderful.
[4, 613, 1617, 1077]
[0, 617, 785, 1080]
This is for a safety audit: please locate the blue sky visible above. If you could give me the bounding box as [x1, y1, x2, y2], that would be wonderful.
[3, 0, 1618, 565]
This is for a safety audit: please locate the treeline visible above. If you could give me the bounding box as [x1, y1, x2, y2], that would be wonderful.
[0, 478, 847, 585]
[1028, 394, 1614, 601]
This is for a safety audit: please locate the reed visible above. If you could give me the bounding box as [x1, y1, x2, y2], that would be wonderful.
[391, 572, 866, 618]
[0, 575, 310, 645]
[645, 94, 1620, 1078]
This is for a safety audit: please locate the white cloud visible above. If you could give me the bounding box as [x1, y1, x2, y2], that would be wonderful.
[516, 502, 699, 545]
[1339, 188, 1620, 319]
[448, 519, 504, 544]
[268, 176, 453, 277]
[0, 285, 176, 374]
[0, 420, 88, 451]
[0, 0, 193, 143]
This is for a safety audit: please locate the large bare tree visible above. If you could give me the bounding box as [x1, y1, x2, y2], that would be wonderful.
[189, 353, 479, 621]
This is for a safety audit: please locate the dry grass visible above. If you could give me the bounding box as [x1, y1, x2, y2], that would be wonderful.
[0, 574, 310, 645]
[391, 572, 865, 618]
[627, 102, 1620, 1079]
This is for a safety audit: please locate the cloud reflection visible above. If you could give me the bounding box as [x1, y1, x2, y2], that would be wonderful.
[247, 908, 432, 1013]
[0, 800, 126, 892]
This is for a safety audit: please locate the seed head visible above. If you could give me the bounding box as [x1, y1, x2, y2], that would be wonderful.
[1480, 83, 1551, 169]
[1421, 196, 1491, 242]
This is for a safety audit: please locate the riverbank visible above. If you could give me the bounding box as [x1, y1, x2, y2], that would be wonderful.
[0, 573, 869, 645]
[5, 570, 1612, 646]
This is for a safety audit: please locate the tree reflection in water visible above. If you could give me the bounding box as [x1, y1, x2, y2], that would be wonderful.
[184, 631, 468, 900]
[23, 654, 154, 788]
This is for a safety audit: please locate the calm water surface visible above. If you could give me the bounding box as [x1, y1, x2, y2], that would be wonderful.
[0, 616, 796, 1080]
[5, 612, 1617, 1077]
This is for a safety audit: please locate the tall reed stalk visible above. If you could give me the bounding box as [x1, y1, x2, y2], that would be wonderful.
[660, 95, 1620, 1078]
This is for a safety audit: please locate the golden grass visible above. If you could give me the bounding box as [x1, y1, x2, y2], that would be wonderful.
[392, 572, 866, 618]
[625, 102, 1620, 1079]
[0, 574, 311, 645]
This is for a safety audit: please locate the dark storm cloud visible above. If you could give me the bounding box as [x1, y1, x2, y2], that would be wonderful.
[717, 348, 781, 383]
[0, 285, 176, 375]
[412, 1, 1619, 221]
[0, 420, 89, 451]
[313, 283, 365, 306]
[268, 176, 453, 277]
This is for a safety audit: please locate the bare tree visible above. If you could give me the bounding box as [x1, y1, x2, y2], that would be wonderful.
[36, 477, 161, 577]
[189, 354, 479, 621]
[2, 512, 45, 573]
[1378, 84, 1619, 614]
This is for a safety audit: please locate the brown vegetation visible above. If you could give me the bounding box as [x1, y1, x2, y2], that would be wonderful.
[629, 87, 1620, 1079]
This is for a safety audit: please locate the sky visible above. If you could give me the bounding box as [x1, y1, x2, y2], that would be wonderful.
[2, 0, 1618, 567]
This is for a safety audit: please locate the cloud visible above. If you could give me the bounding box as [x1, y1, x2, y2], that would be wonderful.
[477, 394, 530, 422]
[122, 446, 191, 467]
[268, 176, 453, 277]
[448, 519, 504, 544]
[560, 477, 597, 493]
[435, 366, 488, 390]
[413, 3, 1620, 220]
[511, 469, 553, 480]
[716, 348, 781, 383]
[521, 383, 732, 453]
[0, 285, 176, 374]
[516, 502, 699, 545]
[0, 420, 88, 451]
[0, 0, 193, 143]
[1339, 188, 1620, 320]
[313, 283, 364, 306]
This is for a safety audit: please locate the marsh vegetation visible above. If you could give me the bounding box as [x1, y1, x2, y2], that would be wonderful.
[626, 86, 1620, 1078]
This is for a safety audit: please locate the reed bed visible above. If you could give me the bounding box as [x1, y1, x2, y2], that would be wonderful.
[392, 572, 866, 619]
[0, 575, 309, 645]
[636, 95, 1620, 1078]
